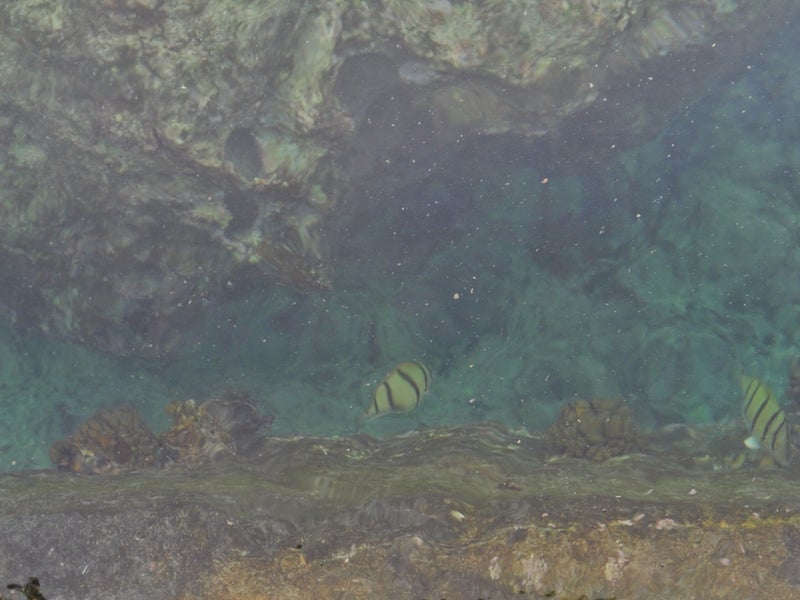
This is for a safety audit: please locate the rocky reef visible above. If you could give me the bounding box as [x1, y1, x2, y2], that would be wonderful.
[0, 0, 798, 356]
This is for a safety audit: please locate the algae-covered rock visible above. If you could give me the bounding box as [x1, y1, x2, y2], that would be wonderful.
[3, 423, 800, 599]
[0, 0, 798, 356]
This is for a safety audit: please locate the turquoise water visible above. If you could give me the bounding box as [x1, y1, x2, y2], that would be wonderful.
[2, 18, 800, 473]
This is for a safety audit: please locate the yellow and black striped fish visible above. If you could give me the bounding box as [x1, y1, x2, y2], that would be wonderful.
[738, 374, 792, 467]
[361, 361, 432, 421]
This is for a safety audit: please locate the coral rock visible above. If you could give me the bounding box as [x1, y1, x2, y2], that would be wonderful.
[547, 397, 639, 461]
[50, 391, 273, 474]
[162, 391, 274, 464]
[49, 405, 161, 474]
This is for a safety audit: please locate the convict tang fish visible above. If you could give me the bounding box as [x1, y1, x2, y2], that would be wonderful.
[361, 361, 432, 422]
[739, 373, 792, 467]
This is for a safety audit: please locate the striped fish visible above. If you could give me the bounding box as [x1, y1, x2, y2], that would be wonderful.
[739, 374, 792, 467]
[361, 361, 432, 421]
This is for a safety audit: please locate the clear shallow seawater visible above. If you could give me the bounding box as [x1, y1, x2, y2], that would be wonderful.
[1, 16, 800, 474]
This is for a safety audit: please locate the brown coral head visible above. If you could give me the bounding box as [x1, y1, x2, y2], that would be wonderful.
[49, 405, 160, 474]
[546, 398, 638, 461]
[161, 391, 274, 464]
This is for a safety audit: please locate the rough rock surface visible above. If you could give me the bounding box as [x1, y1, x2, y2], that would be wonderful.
[1, 423, 800, 599]
[1, 0, 798, 356]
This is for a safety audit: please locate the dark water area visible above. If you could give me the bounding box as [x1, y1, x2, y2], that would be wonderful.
[2, 13, 800, 475]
